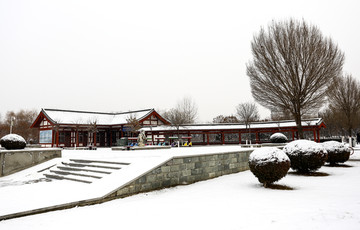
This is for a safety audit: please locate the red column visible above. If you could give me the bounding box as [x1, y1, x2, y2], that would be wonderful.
[52, 130, 55, 147]
[56, 130, 59, 147]
[313, 129, 317, 142]
[94, 132, 97, 147]
[76, 129, 79, 147]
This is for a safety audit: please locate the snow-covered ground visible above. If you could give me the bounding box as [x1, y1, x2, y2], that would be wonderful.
[1, 145, 360, 229]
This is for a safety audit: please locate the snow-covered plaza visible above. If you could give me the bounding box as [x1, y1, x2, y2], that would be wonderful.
[1, 146, 360, 230]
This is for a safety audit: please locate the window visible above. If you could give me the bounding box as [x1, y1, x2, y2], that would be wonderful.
[39, 130, 52, 143]
[209, 133, 222, 143]
[191, 134, 204, 143]
[224, 133, 239, 142]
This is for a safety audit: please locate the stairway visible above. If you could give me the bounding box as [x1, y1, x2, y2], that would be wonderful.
[44, 159, 130, 184]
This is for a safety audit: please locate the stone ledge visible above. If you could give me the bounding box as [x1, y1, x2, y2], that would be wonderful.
[0, 148, 62, 177]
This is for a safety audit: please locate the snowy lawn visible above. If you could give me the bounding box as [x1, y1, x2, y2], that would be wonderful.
[1, 146, 360, 229]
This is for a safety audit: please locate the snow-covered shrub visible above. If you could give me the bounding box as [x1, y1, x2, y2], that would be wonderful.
[249, 147, 291, 187]
[283, 140, 327, 173]
[270, 132, 288, 143]
[0, 134, 27, 150]
[322, 141, 351, 166]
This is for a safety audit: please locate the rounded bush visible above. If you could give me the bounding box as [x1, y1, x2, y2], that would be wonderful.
[283, 140, 327, 173]
[0, 134, 27, 150]
[249, 147, 291, 187]
[322, 141, 351, 166]
[270, 132, 288, 143]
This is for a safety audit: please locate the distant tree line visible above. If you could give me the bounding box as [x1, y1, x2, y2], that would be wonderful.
[0, 109, 38, 143]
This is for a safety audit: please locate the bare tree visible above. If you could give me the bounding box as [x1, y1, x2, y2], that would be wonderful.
[213, 115, 239, 123]
[236, 102, 260, 143]
[236, 102, 260, 124]
[319, 107, 344, 138]
[270, 108, 293, 121]
[327, 74, 360, 136]
[163, 96, 198, 126]
[247, 18, 345, 138]
[86, 119, 98, 147]
[162, 97, 198, 143]
[126, 114, 141, 135]
[175, 96, 198, 124]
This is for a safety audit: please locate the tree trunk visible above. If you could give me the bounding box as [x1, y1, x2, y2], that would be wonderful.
[348, 127, 352, 137]
[294, 113, 304, 139]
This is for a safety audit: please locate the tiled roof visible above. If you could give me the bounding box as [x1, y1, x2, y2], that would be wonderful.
[42, 108, 154, 125]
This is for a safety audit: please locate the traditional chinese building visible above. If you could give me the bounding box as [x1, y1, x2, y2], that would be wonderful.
[31, 108, 326, 147]
[30, 108, 170, 147]
[142, 118, 326, 145]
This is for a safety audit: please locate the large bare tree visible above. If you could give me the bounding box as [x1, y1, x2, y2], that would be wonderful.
[327, 74, 360, 136]
[247, 19, 344, 138]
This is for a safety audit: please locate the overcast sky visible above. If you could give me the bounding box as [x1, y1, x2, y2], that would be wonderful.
[1, 0, 359, 122]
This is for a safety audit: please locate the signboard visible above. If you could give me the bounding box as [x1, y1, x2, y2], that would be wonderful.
[39, 130, 52, 143]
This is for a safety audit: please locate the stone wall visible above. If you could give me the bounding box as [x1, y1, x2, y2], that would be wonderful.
[110, 150, 252, 199]
[0, 148, 62, 177]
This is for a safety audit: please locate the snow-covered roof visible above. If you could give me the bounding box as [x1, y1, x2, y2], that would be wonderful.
[141, 118, 324, 132]
[42, 108, 154, 126]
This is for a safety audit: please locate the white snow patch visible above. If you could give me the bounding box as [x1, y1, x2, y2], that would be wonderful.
[322, 141, 351, 153]
[284, 140, 327, 156]
[1, 146, 360, 230]
[270, 132, 288, 141]
[249, 147, 289, 165]
[0, 134, 26, 143]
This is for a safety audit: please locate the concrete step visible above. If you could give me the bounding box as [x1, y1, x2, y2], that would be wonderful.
[57, 166, 112, 174]
[43, 159, 129, 184]
[70, 159, 130, 166]
[44, 173, 93, 184]
[61, 162, 122, 170]
[49, 170, 103, 179]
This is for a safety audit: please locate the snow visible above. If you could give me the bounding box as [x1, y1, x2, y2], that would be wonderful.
[0, 146, 248, 217]
[270, 132, 288, 141]
[284, 140, 327, 156]
[322, 141, 351, 153]
[1, 146, 360, 229]
[43, 109, 153, 125]
[0, 134, 26, 143]
[249, 147, 290, 165]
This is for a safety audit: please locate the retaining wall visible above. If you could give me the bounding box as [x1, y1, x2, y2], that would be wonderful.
[108, 150, 252, 199]
[0, 148, 62, 177]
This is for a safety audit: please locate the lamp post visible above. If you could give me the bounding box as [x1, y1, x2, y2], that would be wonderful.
[10, 117, 16, 134]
